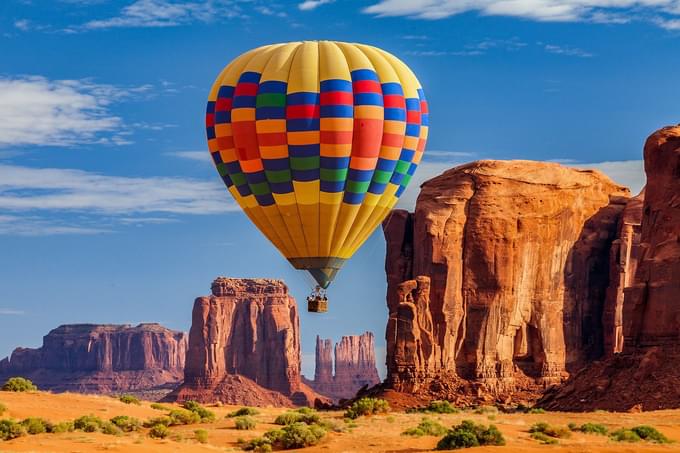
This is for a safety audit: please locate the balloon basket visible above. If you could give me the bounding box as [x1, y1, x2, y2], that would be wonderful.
[307, 297, 328, 313]
[307, 286, 328, 313]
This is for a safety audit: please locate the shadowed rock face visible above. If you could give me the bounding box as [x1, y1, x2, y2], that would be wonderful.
[307, 332, 381, 401]
[603, 191, 644, 355]
[383, 160, 630, 401]
[0, 323, 187, 396]
[539, 126, 680, 412]
[168, 278, 326, 407]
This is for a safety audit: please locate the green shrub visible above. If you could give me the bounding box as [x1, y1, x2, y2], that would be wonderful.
[437, 429, 479, 449]
[274, 409, 320, 426]
[529, 422, 571, 439]
[182, 400, 215, 422]
[277, 422, 327, 449]
[51, 421, 74, 433]
[436, 420, 505, 450]
[149, 423, 169, 439]
[143, 416, 172, 428]
[169, 409, 201, 426]
[234, 416, 256, 430]
[227, 407, 259, 417]
[0, 419, 27, 440]
[407, 400, 460, 414]
[150, 403, 170, 411]
[531, 431, 558, 445]
[100, 421, 122, 436]
[194, 428, 208, 443]
[110, 415, 142, 432]
[528, 407, 546, 414]
[243, 422, 327, 450]
[20, 417, 52, 434]
[118, 394, 141, 405]
[402, 417, 448, 437]
[73, 415, 105, 433]
[241, 436, 273, 451]
[631, 425, 670, 443]
[1, 377, 37, 392]
[0, 403, 5, 416]
[344, 398, 390, 419]
[567, 422, 578, 431]
[610, 428, 642, 443]
[578, 423, 608, 435]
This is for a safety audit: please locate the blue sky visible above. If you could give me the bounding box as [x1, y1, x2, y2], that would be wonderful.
[0, 0, 677, 378]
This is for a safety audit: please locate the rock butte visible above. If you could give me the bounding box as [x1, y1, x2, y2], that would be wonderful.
[540, 125, 680, 411]
[305, 332, 381, 402]
[379, 159, 631, 406]
[0, 323, 186, 398]
[166, 277, 328, 407]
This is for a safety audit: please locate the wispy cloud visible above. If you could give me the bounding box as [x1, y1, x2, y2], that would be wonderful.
[406, 37, 526, 57]
[298, 0, 334, 11]
[168, 150, 211, 162]
[79, 0, 222, 30]
[542, 43, 594, 57]
[576, 160, 645, 194]
[0, 76, 152, 148]
[0, 164, 234, 215]
[423, 150, 476, 160]
[0, 309, 26, 316]
[363, 0, 680, 29]
[0, 163, 236, 236]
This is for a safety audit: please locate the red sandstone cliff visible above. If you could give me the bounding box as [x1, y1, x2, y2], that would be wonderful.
[306, 332, 381, 401]
[540, 126, 680, 411]
[0, 323, 186, 397]
[603, 190, 644, 355]
[167, 278, 327, 407]
[381, 160, 630, 405]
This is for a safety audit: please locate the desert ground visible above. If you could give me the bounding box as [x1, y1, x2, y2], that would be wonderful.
[2, 391, 680, 452]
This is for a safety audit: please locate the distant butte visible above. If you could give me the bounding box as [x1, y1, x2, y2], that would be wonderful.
[165, 277, 329, 407]
[305, 332, 381, 402]
[0, 323, 187, 399]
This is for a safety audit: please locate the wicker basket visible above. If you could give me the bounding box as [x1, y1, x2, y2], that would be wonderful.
[307, 297, 328, 313]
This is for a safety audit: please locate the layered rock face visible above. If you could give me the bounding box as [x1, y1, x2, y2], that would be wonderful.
[168, 278, 326, 407]
[602, 191, 644, 355]
[383, 160, 630, 402]
[540, 126, 680, 411]
[0, 323, 187, 396]
[307, 332, 381, 401]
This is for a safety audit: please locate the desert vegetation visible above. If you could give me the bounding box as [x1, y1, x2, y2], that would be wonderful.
[1, 378, 37, 392]
[0, 390, 679, 451]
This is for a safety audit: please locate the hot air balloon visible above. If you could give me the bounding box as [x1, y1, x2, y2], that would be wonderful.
[205, 41, 428, 312]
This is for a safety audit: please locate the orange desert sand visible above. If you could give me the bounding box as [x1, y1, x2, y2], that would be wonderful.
[2, 391, 680, 452]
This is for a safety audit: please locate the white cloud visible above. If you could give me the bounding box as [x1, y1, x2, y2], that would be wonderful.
[168, 150, 212, 162]
[542, 43, 594, 57]
[577, 159, 645, 194]
[0, 164, 234, 216]
[14, 19, 31, 31]
[363, 0, 680, 28]
[0, 309, 26, 316]
[298, 0, 333, 11]
[0, 76, 151, 147]
[81, 0, 222, 30]
[0, 215, 110, 236]
[406, 37, 527, 57]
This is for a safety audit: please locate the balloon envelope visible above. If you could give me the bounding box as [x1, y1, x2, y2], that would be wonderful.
[206, 41, 428, 288]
